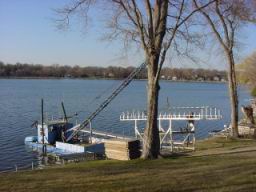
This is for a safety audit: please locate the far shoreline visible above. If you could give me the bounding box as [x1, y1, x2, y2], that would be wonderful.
[0, 76, 227, 84]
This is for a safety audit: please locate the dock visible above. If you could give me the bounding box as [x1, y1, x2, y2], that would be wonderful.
[74, 126, 135, 140]
[120, 106, 222, 151]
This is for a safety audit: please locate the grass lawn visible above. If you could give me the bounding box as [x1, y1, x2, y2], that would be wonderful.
[1, 138, 256, 192]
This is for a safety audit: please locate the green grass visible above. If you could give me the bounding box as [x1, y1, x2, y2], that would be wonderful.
[196, 137, 256, 151]
[1, 138, 256, 192]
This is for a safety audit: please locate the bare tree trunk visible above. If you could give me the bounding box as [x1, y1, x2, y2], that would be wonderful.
[226, 50, 239, 137]
[142, 55, 160, 159]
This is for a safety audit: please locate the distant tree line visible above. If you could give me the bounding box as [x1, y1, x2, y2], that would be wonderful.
[0, 61, 227, 81]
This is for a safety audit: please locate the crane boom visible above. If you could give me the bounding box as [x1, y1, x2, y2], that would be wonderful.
[66, 62, 146, 141]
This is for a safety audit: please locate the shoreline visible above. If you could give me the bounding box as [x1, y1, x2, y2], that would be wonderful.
[0, 76, 227, 84]
[0, 136, 227, 173]
[1, 137, 256, 192]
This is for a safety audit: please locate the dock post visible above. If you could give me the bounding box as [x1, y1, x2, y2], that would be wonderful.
[32, 162, 34, 170]
[89, 121, 92, 144]
[41, 98, 45, 155]
[169, 120, 173, 152]
[193, 133, 196, 151]
[15, 165, 17, 172]
[158, 119, 161, 132]
[134, 120, 138, 139]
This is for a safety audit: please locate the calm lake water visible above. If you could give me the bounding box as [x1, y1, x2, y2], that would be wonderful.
[0, 79, 251, 171]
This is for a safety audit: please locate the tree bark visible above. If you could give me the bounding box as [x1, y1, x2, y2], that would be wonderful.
[142, 55, 160, 159]
[226, 50, 239, 137]
[141, 1, 168, 159]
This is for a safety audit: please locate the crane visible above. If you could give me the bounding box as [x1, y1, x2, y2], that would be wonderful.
[66, 62, 147, 141]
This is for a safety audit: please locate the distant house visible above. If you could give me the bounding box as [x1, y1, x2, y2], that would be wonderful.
[213, 76, 220, 81]
[197, 77, 204, 81]
[172, 76, 177, 81]
[64, 74, 72, 78]
[108, 73, 114, 78]
[161, 75, 166, 79]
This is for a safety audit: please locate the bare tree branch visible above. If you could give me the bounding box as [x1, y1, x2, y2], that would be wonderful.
[155, 0, 216, 82]
[215, 0, 230, 48]
[193, 0, 228, 50]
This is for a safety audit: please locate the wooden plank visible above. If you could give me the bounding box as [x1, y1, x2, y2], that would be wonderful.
[105, 149, 141, 157]
[105, 154, 131, 161]
[104, 143, 140, 151]
[105, 152, 141, 160]
[104, 139, 141, 160]
[104, 139, 140, 148]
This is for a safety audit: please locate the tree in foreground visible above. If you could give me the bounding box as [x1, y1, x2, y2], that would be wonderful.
[56, 0, 215, 159]
[193, 0, 256, 137]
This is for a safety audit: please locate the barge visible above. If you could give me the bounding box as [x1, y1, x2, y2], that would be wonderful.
[25, 101, 104, 157]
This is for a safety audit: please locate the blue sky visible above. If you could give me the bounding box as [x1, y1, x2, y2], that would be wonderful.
[0, 0, 255, 69]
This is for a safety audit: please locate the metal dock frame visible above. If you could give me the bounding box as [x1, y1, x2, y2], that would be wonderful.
[120, 106, 222, 151]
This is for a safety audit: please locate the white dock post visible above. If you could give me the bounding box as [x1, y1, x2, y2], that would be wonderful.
[158, 118, 164, 132]
[135, 120, 138, 139]
[89, 121, 92, 144]
[193, 133, 196, 151]
[32, 162, 34, 170]
[15, 165, 17, 172]
[169, 120, 173, 152]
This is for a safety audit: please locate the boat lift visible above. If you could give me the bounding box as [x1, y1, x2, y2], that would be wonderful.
[120, 106, 222, 151]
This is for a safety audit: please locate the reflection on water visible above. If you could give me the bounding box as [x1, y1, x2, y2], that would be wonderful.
[0, 79, 251, 171]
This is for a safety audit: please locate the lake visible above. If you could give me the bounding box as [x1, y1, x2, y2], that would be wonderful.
[0, 79, 251, 171]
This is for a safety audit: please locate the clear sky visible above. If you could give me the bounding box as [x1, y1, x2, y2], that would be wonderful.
[0, 0, 255, 69]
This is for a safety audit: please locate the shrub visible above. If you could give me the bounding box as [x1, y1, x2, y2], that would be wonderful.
[251, 87, 256, 97]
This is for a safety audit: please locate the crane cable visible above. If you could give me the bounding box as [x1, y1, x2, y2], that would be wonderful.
[66, 62, 147, 141]
[70, 80, 124, 118]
